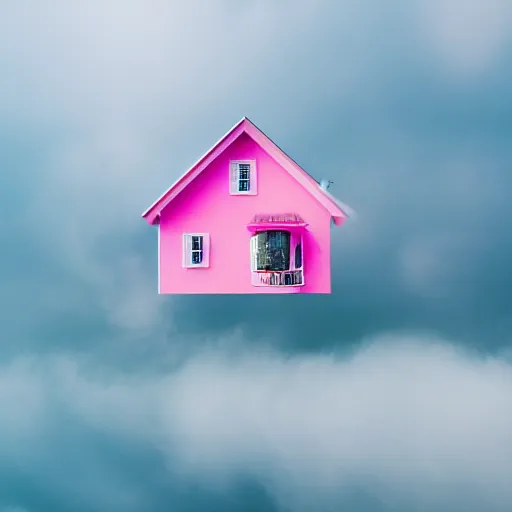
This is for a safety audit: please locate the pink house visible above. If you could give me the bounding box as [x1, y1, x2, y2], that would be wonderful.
[142, 117, 352, 294]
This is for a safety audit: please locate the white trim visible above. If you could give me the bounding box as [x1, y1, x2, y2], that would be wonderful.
[250, 235, 257, 271]
[142, 117, 247, 218]
[182, 233, 210, 268]
[250, 269, 304, 287]
[229, 159, 257, 195]
[157, 224, 161, 293]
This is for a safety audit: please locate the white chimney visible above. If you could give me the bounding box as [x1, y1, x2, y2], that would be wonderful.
[320, 179, 333, 191]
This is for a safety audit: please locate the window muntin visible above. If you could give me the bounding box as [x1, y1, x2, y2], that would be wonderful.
[190, 235, 203, 264]
[238, 163, 250, 192]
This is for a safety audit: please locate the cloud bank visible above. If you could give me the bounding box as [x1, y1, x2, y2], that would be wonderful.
[2, 335, 511, 511]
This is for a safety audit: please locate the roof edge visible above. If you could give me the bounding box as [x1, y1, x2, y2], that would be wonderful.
[243, 121, 349, 222]
[141, 116, 248, 223]
[141, 116, 355, 226]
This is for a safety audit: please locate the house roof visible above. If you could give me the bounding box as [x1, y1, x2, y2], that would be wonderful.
[251, 213, 305, 224]
[247, 213, 308, 233]
[141, 117, 352, 226]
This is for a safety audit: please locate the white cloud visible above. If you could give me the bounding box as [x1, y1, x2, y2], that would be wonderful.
[162, 336, 512, 510]
[3, 335, 511, 510]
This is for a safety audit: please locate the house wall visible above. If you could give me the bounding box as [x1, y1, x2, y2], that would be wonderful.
[159, 132, 333, 294]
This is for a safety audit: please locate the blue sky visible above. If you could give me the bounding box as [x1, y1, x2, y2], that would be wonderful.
[1, 1, 512, 510]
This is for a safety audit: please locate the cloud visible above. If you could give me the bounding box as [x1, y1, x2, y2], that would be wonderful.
[164, 336, 512, 510]
[416, 0, 512, 76]
[3, 334, 511, 511]
[1, 1, 511, 510]
[0, 359, 46, 445]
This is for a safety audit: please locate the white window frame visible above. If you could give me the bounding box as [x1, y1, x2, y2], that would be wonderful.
[229, 160, 257, 195]
[182, 233, 210, 268]
[250, 235, 258, 271]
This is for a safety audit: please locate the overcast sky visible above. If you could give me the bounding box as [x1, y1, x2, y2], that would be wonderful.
[1, 1, 512, 511]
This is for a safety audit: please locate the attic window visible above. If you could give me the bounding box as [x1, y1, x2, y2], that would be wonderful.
[230, 160, 257, 195]
[182, 233, 210, 268]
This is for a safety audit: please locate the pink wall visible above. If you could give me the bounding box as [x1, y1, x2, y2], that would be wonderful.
[159, 132, 333, 294]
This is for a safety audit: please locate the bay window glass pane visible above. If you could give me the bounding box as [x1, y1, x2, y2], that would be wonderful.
[252, 230, 290, 271]
[295, 243, 302, 268]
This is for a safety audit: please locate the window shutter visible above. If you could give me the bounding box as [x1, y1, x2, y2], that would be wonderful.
[202, 233, 210, 268]
[250, 160, 257, 195]
[182, 234, 192, 267]
[230, 162, 238, 194]
[250, 236, 257, 271]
